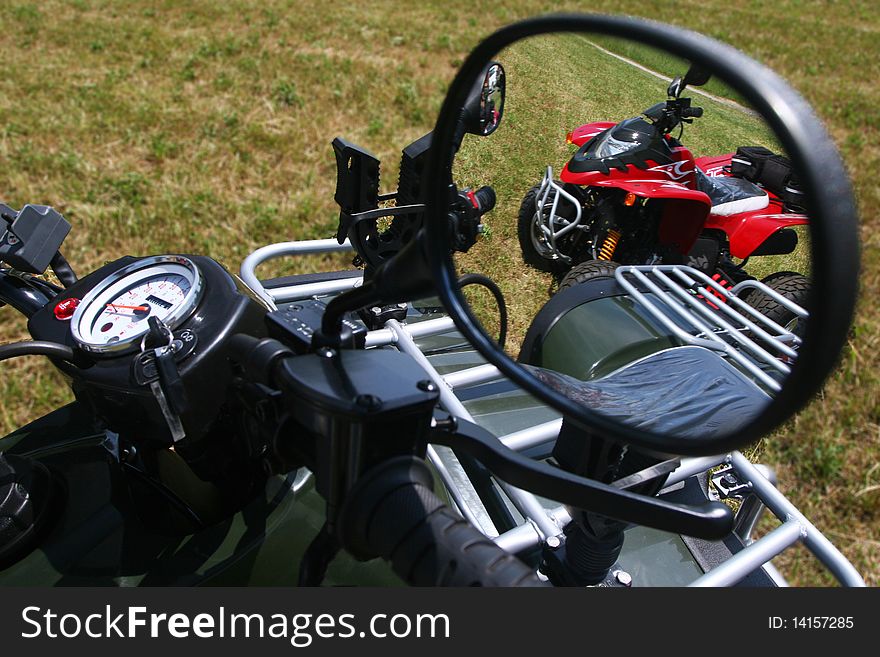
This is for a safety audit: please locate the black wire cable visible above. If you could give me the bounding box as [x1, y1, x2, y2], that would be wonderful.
[0, 340, 76, 364]
[458, 273, 508, 350]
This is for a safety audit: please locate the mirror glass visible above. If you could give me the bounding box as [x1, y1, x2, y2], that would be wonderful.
[449, 33, 813, 442]
[479, 62, 506, 136]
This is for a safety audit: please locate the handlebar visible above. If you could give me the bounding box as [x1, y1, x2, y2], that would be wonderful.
[650, 99, 703, 135]
[470, 185, 496, 214]
[338, 456, 547, 587]
[450, 184, 496, 253]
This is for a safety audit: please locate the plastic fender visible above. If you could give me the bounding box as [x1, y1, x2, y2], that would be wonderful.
[694, 155, 810, 258]
[561, 146, 696, 187]
[560, 160, 672, 186]
[705, 204, 809, 259]
[694, 153, 733, 175]
[569, 121, 617, 146]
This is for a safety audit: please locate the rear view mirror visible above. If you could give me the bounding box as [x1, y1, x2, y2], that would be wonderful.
[668, 64, 712, 98]
[684, 63, 712, 87]
[459, 62, 506, 140]
[420, 14, 859, 457]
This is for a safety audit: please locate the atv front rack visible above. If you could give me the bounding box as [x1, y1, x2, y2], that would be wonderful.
[615, 264, 807, 392]
[240, 240, 862, 587]
[535, 166, 585, 260]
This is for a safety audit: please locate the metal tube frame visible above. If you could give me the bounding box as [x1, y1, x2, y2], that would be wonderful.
[239, 240, 863, 587]
[240, 238, 356, 308]
[385, 319, 560, 540]
[536, 166, 584, 255]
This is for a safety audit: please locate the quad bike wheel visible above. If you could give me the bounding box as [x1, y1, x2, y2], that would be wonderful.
[743, 271, 810, 337]
[518, 183, 576, 275]
[558, 259, 620, 294]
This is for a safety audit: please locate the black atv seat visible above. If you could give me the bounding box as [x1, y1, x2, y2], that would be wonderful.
[523, 345, 771, 440]
[695, 168, 768, 216]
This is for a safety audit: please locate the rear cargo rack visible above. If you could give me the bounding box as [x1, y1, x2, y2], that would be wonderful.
[614, 264, 807, 392]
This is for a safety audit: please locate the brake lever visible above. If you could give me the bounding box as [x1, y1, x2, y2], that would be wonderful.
[429, 417, 733, 540]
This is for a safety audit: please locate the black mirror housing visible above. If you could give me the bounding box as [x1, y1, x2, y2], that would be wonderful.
[459, 61, 506, 139]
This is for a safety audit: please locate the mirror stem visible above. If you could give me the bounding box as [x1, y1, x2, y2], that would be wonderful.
[317, 231, 436, 346]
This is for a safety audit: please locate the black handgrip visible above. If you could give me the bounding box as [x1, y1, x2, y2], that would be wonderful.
[338, 456, 547, 587]
[682, 106, 703, 118]
[472, 185, 496, 215]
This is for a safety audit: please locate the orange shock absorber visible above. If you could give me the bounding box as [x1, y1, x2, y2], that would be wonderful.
[598, 229, 621, 261]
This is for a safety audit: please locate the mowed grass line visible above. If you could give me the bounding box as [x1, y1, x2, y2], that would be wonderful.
[0, 0, 877, 586]
[587, 33, 749, 103]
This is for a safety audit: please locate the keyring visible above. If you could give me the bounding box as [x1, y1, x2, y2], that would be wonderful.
[140, 321, 175, 354]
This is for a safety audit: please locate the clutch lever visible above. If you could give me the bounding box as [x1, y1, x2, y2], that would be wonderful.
[429, 417, 733, 540]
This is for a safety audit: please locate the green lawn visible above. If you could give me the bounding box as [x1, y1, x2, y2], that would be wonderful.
[1, 0, 877, 586]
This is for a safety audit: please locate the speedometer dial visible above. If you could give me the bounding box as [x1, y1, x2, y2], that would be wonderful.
[70, 256, 203, 354]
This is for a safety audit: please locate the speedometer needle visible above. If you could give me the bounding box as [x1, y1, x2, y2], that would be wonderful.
[107, 304, 150, 315]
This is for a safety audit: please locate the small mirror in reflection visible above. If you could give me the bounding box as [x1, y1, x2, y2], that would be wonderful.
[480, 62, 506, 135]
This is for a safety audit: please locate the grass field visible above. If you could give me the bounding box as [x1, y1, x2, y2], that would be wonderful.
[1, 0, 877, 586]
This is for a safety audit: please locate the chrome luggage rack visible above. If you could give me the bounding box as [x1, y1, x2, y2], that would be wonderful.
[240, 239, 863, 587]
[614, 265, 808, 392]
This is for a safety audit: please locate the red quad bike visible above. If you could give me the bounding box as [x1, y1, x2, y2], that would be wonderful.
[517, 66, 810, 327]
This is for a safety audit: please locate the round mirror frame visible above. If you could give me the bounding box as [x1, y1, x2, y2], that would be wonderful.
[422, 13, 860, 456]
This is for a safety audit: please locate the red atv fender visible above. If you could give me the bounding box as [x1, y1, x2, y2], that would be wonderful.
[696, 154, 809, 259]
[568, 121, 617, 146]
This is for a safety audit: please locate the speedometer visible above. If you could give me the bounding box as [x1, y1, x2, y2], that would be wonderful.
[70, 255, 203, 354]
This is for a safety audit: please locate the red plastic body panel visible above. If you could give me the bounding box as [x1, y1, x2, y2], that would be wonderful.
[705, 202, 809, 259]
[561, 145, 697, 188]
[693, 154, 731, 176]
[569, 121, 617, 146]
[557, 140, 810, 259]
[561, 144, 707, 253]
